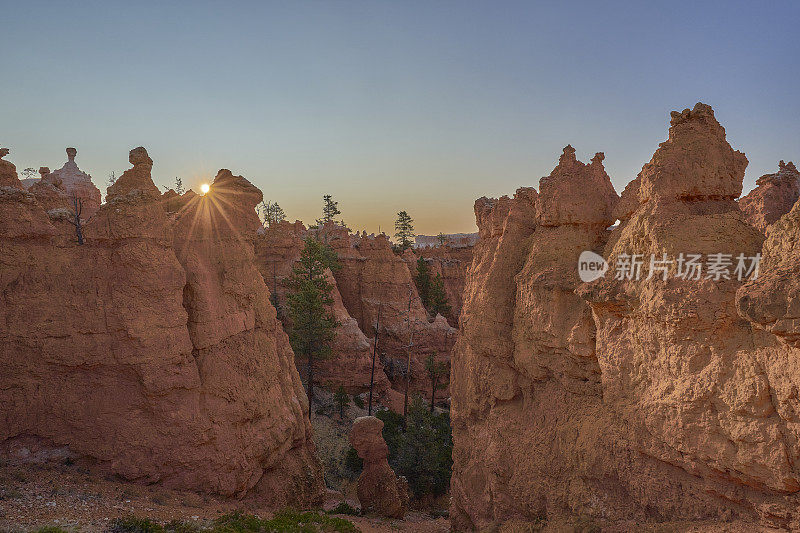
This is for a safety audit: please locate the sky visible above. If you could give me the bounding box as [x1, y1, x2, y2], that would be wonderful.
[2, 1, 798, 235]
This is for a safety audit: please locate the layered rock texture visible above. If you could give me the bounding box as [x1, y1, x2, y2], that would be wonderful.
[0, 147, 323, 507]
[324, 225, 457, 401]
[255, 221, 457, 408]
[406, 244, 474, 325]
[451, 104, 800, 530]
[254, 220, 391, 397]
[349, 416, 409, 518]
[739, 160, 800, 233]
[22, 148, 102, 219]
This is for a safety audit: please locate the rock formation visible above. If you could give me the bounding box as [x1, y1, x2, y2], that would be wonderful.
[739, 160, 800, 233]
[44, 148, 102, 218]
[405, 244, 474, 325]
[349, 416, 409, 518]
[450, 103, 800, 530]
[254, 220, 392, 396]
[0, 148, 323, 508]
[323, 224, 456, 402]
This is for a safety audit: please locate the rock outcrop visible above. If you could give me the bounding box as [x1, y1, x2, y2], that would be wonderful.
[254, 220, 392, 396]
[406, 244, 474, 325]
[451, 103, 800, 530]
[349, 416, 408, 518]
[44, 148, 102, 218]
[0, 148, 323, 508]
[739, 160, 800, 233]
[324, 225, 456, 402]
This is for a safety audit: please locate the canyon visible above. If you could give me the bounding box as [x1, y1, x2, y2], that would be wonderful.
[450, 103, 800, 530]
[2, 102, 799, 532]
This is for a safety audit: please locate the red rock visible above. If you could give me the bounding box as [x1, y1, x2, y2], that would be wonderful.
[0, 148, 323, 508]
[254, 220, 392, 396]
[349, 416, 408, 518]
[451, 104, 800, 530]
[323, 224, 456, 401]
[46, 148, 102, 219]
[739, 160, 800, 233]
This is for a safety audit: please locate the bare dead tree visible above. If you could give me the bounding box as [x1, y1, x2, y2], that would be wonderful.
[67, 195, 84, 245]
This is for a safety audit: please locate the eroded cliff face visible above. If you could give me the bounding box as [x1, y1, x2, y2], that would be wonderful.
[324, 225, 456, 403]
[0, 147, 323, 507]
[451, 104, 800, 530]
[739, 160, 800, 233]
[405, 244, 474, 326]
[253, 220, 392, 396]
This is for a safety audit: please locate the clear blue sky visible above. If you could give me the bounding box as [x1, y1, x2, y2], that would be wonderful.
[2, 1, 798, 234]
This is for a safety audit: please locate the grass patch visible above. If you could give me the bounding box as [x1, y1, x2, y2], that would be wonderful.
[107, 510, 359, 533]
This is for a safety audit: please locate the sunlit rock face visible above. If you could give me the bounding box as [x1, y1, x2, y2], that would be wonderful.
[45, 148, 102, 218]
[739, 160, 800, 233]
[254, 220, 392, 397]
[0, 149, 323, 508]
[451, 104, 800, 530]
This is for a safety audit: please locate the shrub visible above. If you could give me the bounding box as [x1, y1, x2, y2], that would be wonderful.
[214, 509, 359, 533]
[382, 398, 452, 499]
[109, 516, 164, 533]
[327, 502, 361, 516]
[342, 400, 453, 500]
[352, 394, 364, 409]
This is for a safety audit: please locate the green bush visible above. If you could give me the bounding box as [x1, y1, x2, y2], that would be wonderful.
[109, 516, 165, 533]
[352, 395, 364, 409]
[342, 399, 452, 499]
[327, 502, 361, 516]
[382, 398, 452, 498]
[214, 509, 359, 533]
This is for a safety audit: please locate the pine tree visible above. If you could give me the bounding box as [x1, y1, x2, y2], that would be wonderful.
[394, 211, 415, 251]
[429, 273, 451, 318]
[334, 386, 350, 419]
[425, 354, 447, 412]
[413, 257, 432, 308]
[436, 232, 447, 246]
[321, 194, 341, 224]
[258, 200, 286, 227]
[175, 177, 185, 195]
[286, 236, 341, 415]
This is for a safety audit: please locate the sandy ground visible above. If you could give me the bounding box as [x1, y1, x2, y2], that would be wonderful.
[0, 462, 778, 532]
[0, 462, 448, 532]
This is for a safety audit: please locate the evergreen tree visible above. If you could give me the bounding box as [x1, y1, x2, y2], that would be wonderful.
[429, 273, 451, 318]
[334, 386, 350, 419]
[107, 171, 117, 186]
[413, 257, 432, 308]
[425, 354, 447, 412]
[258, 200, 286, 227]
[321, 194, 341, 224]
[286, 236, 341, 415]
[436, 232, 447, 246]
[394, 211, 415, 251]
[175, 177, 184, 195]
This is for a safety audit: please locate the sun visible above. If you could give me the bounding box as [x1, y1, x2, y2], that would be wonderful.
[200, 183, 210, 194]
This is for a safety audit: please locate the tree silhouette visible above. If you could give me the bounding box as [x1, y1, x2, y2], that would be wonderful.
[394, 211, 414, 251]
[258, 200, 286, 227]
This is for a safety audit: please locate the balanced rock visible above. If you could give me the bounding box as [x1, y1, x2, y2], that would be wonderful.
[349, 416, 408, 518]
[47, 148, 101, 218]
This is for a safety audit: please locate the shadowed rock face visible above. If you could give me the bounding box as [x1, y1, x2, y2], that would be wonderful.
[739, 161, 800, 233]
[0, 149, 323, 508]
[451, 104, 800, 530]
